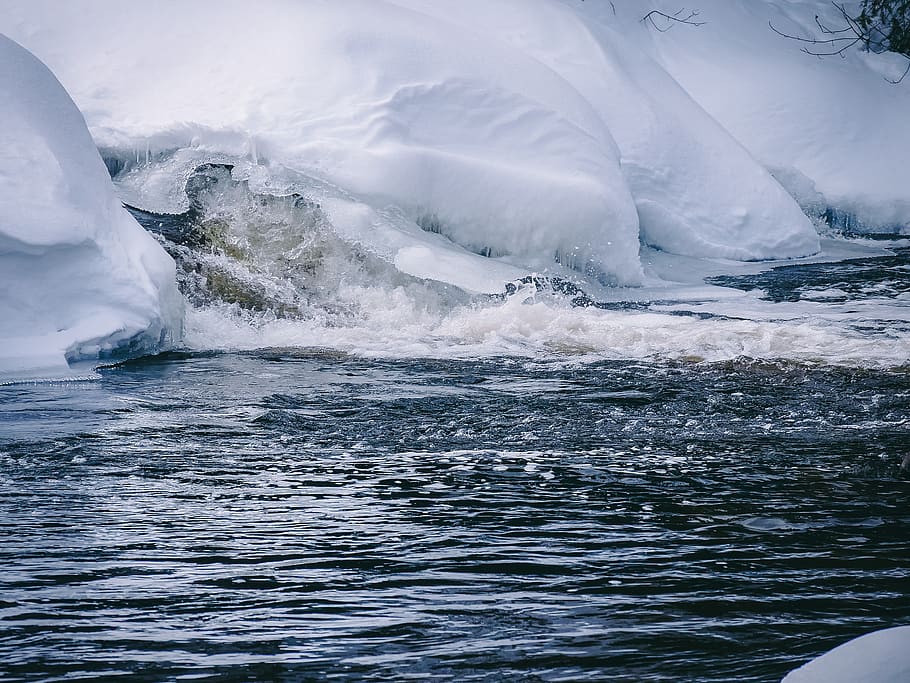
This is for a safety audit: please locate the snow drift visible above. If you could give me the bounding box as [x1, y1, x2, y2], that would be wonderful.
[0, 0, 823, 295]
[401, 0, 820, 260]
[782, 625, 910, 682]
[0, 35, 180, 380]
[642, 0, 910, 231]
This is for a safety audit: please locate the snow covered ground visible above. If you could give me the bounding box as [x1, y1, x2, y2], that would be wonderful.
[0, 0, 907, 377]
[0, 0, 827, 283]
[782, 625, 910, 682]
[0, 35, 180, 381]
[640, 0, 910, 231]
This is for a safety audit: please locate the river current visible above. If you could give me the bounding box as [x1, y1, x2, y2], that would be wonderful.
[2, 245, 909, 682]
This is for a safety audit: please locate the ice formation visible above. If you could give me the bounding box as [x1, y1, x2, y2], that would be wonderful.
[0, 35, 180, 380]
[782, 625, 910, 682]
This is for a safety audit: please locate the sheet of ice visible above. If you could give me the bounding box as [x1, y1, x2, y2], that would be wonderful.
[641, 0, 910, 231]
[0, 35, 181, 381]
[782, 626, 910, 682]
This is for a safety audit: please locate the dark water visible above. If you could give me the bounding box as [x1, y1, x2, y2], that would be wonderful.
[2, 350, 909, 682]
[708, 245, 910, 305]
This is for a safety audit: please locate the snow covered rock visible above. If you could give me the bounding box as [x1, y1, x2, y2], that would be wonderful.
[406, 0, 820, 261]
[0, 0, 643, 286]
[782, 625, 910, 682]
[0, 35, 181, 380]
[644, 0, 910, 232]
[0, 0, 823, 293]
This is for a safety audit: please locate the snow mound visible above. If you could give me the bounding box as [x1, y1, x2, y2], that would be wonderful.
[0, 0, 821, 293]
[782, 625, 910, 682]
[644, 0, 910, 232]
[407, 0, 820, 261]
[0, 35, 181, 380]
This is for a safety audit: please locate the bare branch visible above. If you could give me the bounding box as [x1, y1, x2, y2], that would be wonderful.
[641, 9, 705, 32]
[769, 0, 910, 80]
[769, 20, 862, 56]
[814, 14, 854, 35]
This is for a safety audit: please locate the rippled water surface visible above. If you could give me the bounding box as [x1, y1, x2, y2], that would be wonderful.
[2, 349, 909, 682]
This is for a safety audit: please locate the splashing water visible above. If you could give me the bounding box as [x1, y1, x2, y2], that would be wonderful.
[114, 154, 910, 370]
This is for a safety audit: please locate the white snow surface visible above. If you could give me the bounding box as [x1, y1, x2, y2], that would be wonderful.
[0, 0, 827, 293]
[0, 35, 180, 380]
[782, 625, 910, 683]
[401, 0, 820, 260]
[640, 0, 910, 231]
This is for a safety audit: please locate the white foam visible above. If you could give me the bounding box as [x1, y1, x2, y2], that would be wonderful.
[182, 271, 910, 369]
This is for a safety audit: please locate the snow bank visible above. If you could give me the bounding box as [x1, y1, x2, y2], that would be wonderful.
[0, 35, 180, 380]
[782, 625, 910, 682]
[0, 0, 642, 286]
[402, 0, 819, 261]
[643, 0, 910, 231]
[0, 0, 821, 293]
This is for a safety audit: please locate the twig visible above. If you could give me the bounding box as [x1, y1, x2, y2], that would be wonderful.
[641, 9, 705, 32]
[886, 60, 910, 84]
[769, 0, 909, 83]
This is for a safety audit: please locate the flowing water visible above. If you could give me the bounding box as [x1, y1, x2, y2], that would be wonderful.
[2, 174, 909, 682]
[2, 344, 909, 680]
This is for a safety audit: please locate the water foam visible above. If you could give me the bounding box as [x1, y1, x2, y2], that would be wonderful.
[110, 154, 906, 371]
[182, 290, 909, 369]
